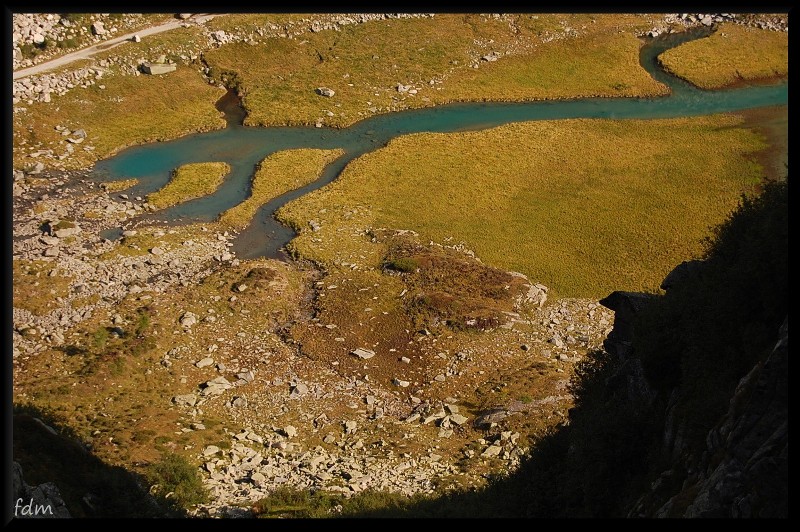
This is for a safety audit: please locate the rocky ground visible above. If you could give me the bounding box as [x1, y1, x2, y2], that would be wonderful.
[11, 169, 614, 517]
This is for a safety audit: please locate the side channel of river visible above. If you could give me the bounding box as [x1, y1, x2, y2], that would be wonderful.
[94, 27, 788, 259]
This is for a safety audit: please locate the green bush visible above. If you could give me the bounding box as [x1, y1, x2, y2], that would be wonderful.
[146, 452, 208, 510]
[253, 486, 425, 518]
[91, 327, 109, 350]
[57, 37, 79, 49]
[134, 309, 151, 337]
[384, 257, 420, 273]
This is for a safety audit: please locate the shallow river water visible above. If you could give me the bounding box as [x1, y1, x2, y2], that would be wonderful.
[93, 27, 788, 259]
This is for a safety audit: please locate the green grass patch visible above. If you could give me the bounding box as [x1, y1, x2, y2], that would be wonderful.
[219, 148, 343, 229]
[12, 260, 73, 316]
[443, 31, 668, 101]
[202, 14, 668, 128]
[252, 486, 428, 518]
[147, 162, 230, 209]
[658, 23, 788, 89]
[101, 178, 139, 193]
[13, 64, 225, 170]
[384, 257, 420, 273]
[279, 115, 765, 299]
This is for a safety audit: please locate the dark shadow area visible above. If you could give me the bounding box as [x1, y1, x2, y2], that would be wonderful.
[12, 404, 183, 518]
[215, 88, 246, 127]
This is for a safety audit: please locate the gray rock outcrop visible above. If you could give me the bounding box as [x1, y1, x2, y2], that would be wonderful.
[13, 461, 71, 518]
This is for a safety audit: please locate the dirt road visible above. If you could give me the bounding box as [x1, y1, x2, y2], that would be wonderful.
[13, 13, 220, 80]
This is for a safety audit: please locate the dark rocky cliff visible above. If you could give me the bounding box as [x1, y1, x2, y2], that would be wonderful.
[601, 248, 789, 518]
[618, 312, 788, 518]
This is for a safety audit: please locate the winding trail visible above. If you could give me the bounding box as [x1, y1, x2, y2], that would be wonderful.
[12, 13, 221, 80]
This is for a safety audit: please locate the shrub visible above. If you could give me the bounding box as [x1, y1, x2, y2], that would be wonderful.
[92, 327, 109, 350]
[146, 452, 208, 510]
[134, 309, 151, 337]
[384, 257, 420, 273]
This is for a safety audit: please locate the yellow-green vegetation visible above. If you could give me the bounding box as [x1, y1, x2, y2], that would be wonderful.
[101, 178, 139, 193]
[13, 65, 225, 170]
[219, 149, 344, 229]
[147, 162, 230, 209]
[203, 13, 666, 128]
[658, 23, 788, 89]
[441, 31, 668, 101]
[279, 114, 766, 299]
[13, 260, 73, 316]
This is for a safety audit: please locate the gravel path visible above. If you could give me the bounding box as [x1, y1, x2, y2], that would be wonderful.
[13, 13, 220, 80]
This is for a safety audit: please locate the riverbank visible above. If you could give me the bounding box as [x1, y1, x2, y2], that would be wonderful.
[12, 13, 787, 173]
[737, 105, 788, 183]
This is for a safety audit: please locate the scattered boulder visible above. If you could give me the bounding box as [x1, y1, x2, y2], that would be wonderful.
[450, 414, 469, 426]
[140, 62, 176, 75]
[172, 394, 197, 407]
[290, 382, 309, 396]
[351, 347, 375, 360]
[236, 370, 255, 382]
[201, 376, 232, 396]
[195, 357, 214, 368]
[203, 445, 220, 457]
[53, 224, 81, 238]
[316, 87, 335, 97]
[180, 312, 198, 328]
[482, 445, 502, 457]
[231, 396, 248, 408]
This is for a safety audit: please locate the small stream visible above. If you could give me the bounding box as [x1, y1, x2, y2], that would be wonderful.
[94, 27, 788, 259]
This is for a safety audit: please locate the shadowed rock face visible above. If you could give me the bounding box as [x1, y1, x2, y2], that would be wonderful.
[13, 460, 72, 518]
[621, 317, 788, 518]
[600, 255, 788, 518]
[676, 317, 787, 518]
